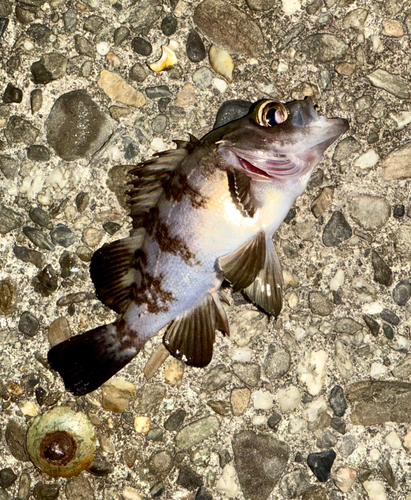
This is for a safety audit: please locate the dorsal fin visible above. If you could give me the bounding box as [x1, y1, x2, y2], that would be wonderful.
[127, 139, 197, 229]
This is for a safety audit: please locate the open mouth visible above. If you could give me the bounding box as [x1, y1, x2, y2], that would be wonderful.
[236, 154, 298, 179]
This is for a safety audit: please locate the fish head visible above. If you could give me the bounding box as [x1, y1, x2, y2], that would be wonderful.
[217, 97, 349, 186]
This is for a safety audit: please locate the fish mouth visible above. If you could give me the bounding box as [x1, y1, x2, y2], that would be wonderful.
[235, 153, 300, 180]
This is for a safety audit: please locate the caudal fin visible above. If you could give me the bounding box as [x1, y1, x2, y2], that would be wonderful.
[47, 323, 140, 396]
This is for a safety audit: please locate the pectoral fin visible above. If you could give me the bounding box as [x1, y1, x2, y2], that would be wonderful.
[163, 292, 229, 367]
[244, 237, 283, 317]
[218, 231, 266, 292]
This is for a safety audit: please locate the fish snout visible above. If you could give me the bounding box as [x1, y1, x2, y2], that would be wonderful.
[288, 97, 320, 127]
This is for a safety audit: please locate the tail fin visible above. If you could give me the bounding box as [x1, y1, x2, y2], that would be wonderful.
[47, 323, 140, 396]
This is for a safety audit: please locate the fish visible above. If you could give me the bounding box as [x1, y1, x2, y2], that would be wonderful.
[48, 98, 349, 396]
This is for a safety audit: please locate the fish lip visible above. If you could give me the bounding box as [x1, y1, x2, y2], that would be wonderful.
[233, 150, 299, 180]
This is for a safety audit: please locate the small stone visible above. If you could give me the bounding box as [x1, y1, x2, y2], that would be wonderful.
[65, 476, 95, 500]
[383, 19, 404, 37]
[371, 250, 392, 286]
[394, 226, 411, 258]
[146, 85, 173, 99]
[122, 486, 142, 500]
[74, 35, 95, 57]
[50, 225, 77, 247]
[335, 62, 356, 76]
[129, 63, 148, 83]
[135, 383, 166, 413]
[333, 467, 357, 493]
[0, 205, 24, 234]
[175, 416, 220, 450]
[87, 456, 114, 476]
[311, 187, 334, 218]
[308, 291, 334, 316]
[298, 351, 327, 396]
[393, 204, 405, 218]
[363, 480, 387, 500]
[322, 211, 352, 247]
[5, 116, 40, 145]
[231, 387, 250, 415]
[362, 314, 380, 336]
[0, 156, 18, 179]
[164, 409, 186, 431]
[392, 280, 411, 306]
[131, 36, 152, 56]
[161, 14, 177, 36]
[338, 434, 357, 457]
[334, 318, 362, 335]
[202, 364, 231, 392]
[149, 481, 164, 498]
[302, 34, 348, 63]
[3, 83, 23, 103]
[253, 389, 274, 410]
[13, 245, 44, 268]
[175, 83, 196, 107]
[5, 420, 30, 461]
[307, 450, 336, 482]
[147, 450, 173, 478]
[0, 278, 15, 314]
[133, 416, 151, 434]
[27, 145, 50, 162]
[380, 143, 411, 180]
[82, 227, 104, 247]
[177, 466, 203, 490]
[31, 53, 67, 84]
[33, 482, 60, 500]
[192, 67, 213, 90]
[0, 468, 17, 488]
[48, 317, 71, 347]
[98, 70, 145, 107]
[30, 89, 43, 114]
[367, 69, 410, 99]
[101, 378, 136, 413]
[152, 114, 168, 134]
[277, 385, 301, 412]
[279, 469, 311, 499]
[164, 359, 184, 386]
[328, 386, 347, 417]
[209, 45, 234, 83]
[354, 149, 380, 170]
[60, 252, 77, 278]
[147, 428, 163, 442]
[215, 464, 240, 498]
[232, 362, 261, 386]
[186, 29, 206, 62]
[330, 417, 346, 435]
[380, 309, 400, 326]
[113, 26, 130, 46]
[18, 311, 39, 337]
[17, 471, 30, 500]
[349, 195, 390, 231]
[32, 265, 58, 297]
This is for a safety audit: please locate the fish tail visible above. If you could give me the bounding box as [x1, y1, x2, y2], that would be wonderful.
[47, 320, 142, 396]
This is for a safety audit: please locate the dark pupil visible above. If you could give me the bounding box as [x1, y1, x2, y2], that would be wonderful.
[265, 107, 279, 126]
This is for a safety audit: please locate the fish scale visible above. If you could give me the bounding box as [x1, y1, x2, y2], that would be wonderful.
[48, 98, 349, 395]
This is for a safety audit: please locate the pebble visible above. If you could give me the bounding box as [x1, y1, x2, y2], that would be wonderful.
[0, 468, 17, 488]
[328, 386, 347, 417]
[18, 311, 39, 337]
[103, 221, 121, 235]
[122, 486, 142, 500]
[253, 389, 274, 410]
[298, 350, 327, 396]
[207, 400, 231, 416]
[302, 34, 348, 64]
[330, 417, 346, 435]
[3, 83, 22, 103]
[383, 19, 404, 37]
[164, 359, 184, 385]
[27, 145, 50, 162]
[279, 469, 311, 499]
[177, 466, 203, 490]
[209, 45, 234, 82]
[98, 70, 146, 107]
[46, 90, 114, 161]
[161, 14, 177, 36]
[354, 149, 379, 170]
[311, 186, 334, 218]
[50, 225, 77, 248]
[31, 53, 68, 84]
[23, 227, 55, 251]
[175, 416, 220, 450]
[133, 416, 151, 434]
[131, 36, 152, 56]
[101, 378, 135, 413]
[96, 42, 110, 55]
[232, 362, 260, 386]
[82, 227, 104, 247]
[231, 387, 251, 415]
[175, 83, 196, 107]
[202, 364, 231, 392]
[32, 265, 58, 297]
[371, 250, 392, 286]
[135, 383, 166, 413]
[0, 205, 24, 234]
[385, 430, 402, 449]
[263, 345, 291, 380]
[308, 291, 334, 316]
[338, 434, 357, 457]
[347, 380, 411, 424]
[380, 142, 411, 180]
[349, 195, 390, 231]
[233, 431, 289, 500]
[13, 245, 44, 268]
[65, 476, 95, 500]
[215, 464, 240, 498]
[146, 86, 173, 99]
[129, 63, 148, 83]
[322, 211, 352, 247]
[380, 309, 399, 326]
[367, 69, 410, 99]
[193, 0, 264, 57]
[192, 67, 213, 90]
[307, 449, 336, 483]
[334, 318, 362, 335]
[362, 480, 387, 500]
[74, 35, 95, 57]
[5, 420, 30, 461]
[394, 225, 411, 259]
[0, 278, 15, 315]
[277, 385, 301, 412]
[0, 156, 18, 179]
[186, 29, 206, 62]
[33, 482, 60, 500]
[5, 116, 40, 145]
[333, 467, 357, 493]
[392, 280, 411, 306]
[148, 450, 173, 478]
[152, 114, 168, 134]
[333, 136, 361, 164]
[17, 472, 30, 499]
[30, 89, 43, 114]
[164, 408, 186, 431]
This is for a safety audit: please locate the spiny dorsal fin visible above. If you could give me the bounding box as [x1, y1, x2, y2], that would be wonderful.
[127, 138, 197, 229]
[163, 292, 228, 367]
[227, 169, 259, 217]
[244, 237, 283, 317]
[218, 231, 266, 292]
[90, 232, 145, 314]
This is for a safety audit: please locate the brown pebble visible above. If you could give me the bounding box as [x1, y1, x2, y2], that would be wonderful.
[48, 317, 72, 347]
[82, 227, 104, 247]
[30, 89, 43, 114]
[57, 292, 94, 307]
[0, 278, 15, 314]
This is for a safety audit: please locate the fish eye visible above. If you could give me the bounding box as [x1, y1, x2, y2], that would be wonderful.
[254, 101, 288, 128]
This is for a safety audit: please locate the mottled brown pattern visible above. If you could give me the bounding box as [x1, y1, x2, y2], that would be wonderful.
[165, 171, 208, 209]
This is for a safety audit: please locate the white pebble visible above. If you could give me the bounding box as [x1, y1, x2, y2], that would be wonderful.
[370, 362, 387, 377]
[215, 465, 241, 498]
[369, 449, 380, 461]
[277, 385, 301, 412]
[19, 401, 39, 416]
[288, 417, 306, 434]
[288, 292, 298, 308]
[209, 45, 234, 83]
[385, 430, 402, 449]
[354, 149, 380, 169]
[282, 269, 299, 286]
[304, 396, 327, 422]
[363, 302, 384, 314]
[278, 60, 289, 73]
[363, 480, 387, 500]
[97, 42, 110, 55]
[282, 0, 301, 15]
[294, 326, 306, 341]
[252, 415, 266, 426]
[150, 138, 167, 151]
[390, 335, 410, 351]
[64, 204, 77, 221]
[231, 347, 252, 362]
[23, 40, 34, 50]
[20, 175, 44, 198]
[330, 269, 344, 291]
[122, 487, 142, 500]
[212, 77, 228, 93]
[390, 111, 411, 131]
[253, 389, 274, 410]
[107, 145, 122, 161]
[333, 467, 357, 493]
[134, 416, 151, 434]
[298, 350, 327, 396]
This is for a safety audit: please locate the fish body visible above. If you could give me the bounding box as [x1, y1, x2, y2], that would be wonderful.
[48, 99, 348, 395]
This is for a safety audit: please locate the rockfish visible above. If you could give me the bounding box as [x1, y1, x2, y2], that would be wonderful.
[48, 98, 348, 395]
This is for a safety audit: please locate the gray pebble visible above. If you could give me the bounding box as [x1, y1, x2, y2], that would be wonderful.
[308, 291, 334, 316]
[330, 417, 346, 435]
[392, 280, 411, 306]
[267, 411, 282, 430]
[5, 420, 30, 461]
[316, 429, 338, 449]
[0, 156, 18, 179]
[87, 456, 114, 476]
[169, 106, 186, 120]
[13, 245, 45, 268]
[329, 385, 347, 417]
[29, 207, 51, 228]
[322, 211, 352, 247]
[380, 309, 400, 326]
[63, 9, 77, 33]
[176, 416, 220, 450]
[202, 364, 231, 392]
[362, 314, 379, 336]
[129, 63, 147, 82]
[3, 83, 22, 103]
[74, 35, 95, 57]
[18, 311, 40, 337]
[26, 23, 52, 46]
[84, 15, 105, 34]
[276, 23, 305, 52]
[367, 69, 410, 100]
[349, 195, 390, 231]
[148, 450, 173, 478]
[0, 205, 24, 234]
[164, 408, 186, 431]
[177, 466, 203, 490]
[246, 0, 275, 11]
[147, 427, 163, 441]
[232, 362, 261, 386]
[186, 29, 206, 62]
[338, 434, 357, 457]
[32, 265, 58, 297]
[30, 89, 43, 114]
[131, 36, 152, 56]
[382, 323, 394, 340]
[5, 116, 40, 145]
[152, 114, 168, 134]
[334, 318, 362, 335]
[146, 85, 173, 99]
[380, 460, 395, 488]
[135, 383, 166, 413]
[103, 221, 120, 235]
[302, 34, 348, 63]
[161, 14, 177, 36]
[0, 468, 17, 488]
[33, 482, 60, 500]
[192, 67, 213, 90]
[27, 145, 50, 162]
[332, 136, 360, 164]
[23, 227, 55, 251]
[113, 26, 129, 45]
[50, 224, 77, 248]
[371, 250, 392, 286]
[307, 449, 336, 483]
[31, 53, 67, 84]
[65, 476, 95, 500]
[279, 469, 311, 499]
[158, 97, 171, 113]
[263, 345, 291, 380]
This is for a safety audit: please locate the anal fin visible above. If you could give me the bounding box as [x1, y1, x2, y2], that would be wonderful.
[218, 231, 266, 292]
[244, 237, 283, 317]
[163, 292, 229, 367]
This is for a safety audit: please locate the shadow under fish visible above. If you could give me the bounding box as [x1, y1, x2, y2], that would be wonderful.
[48, 98, 349, 396]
